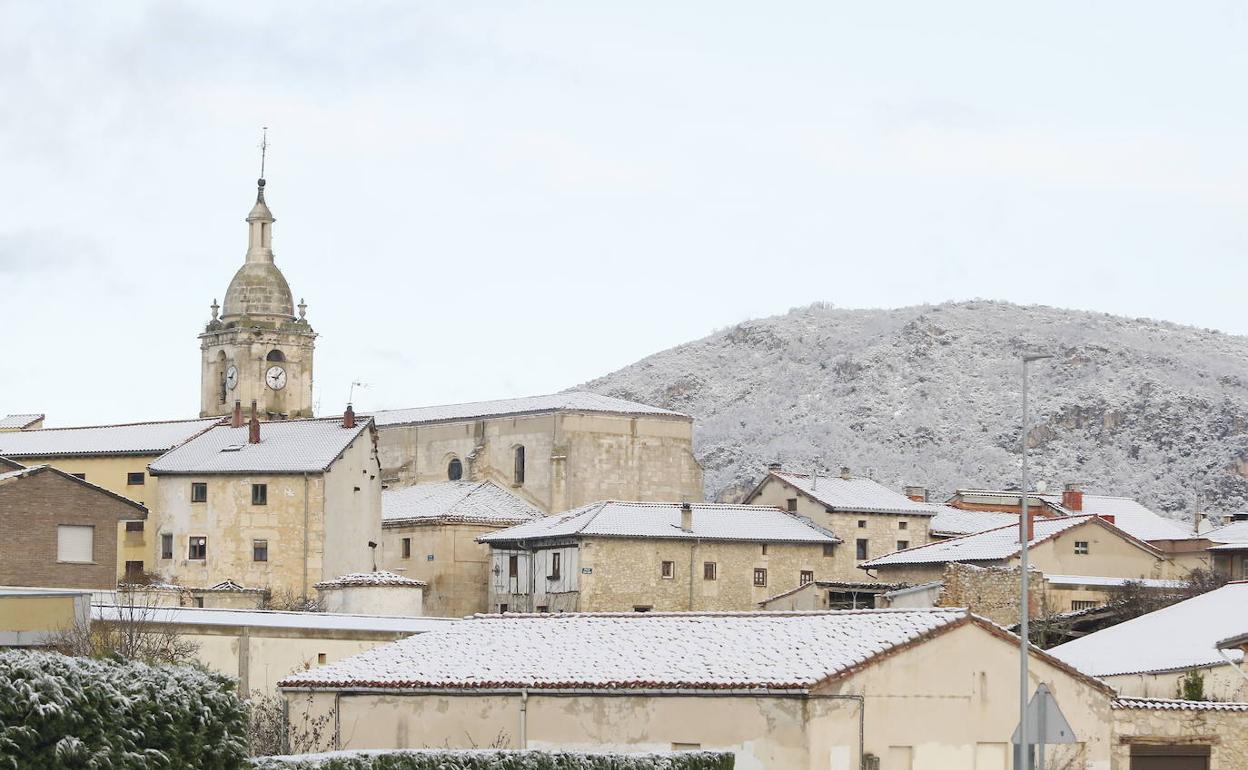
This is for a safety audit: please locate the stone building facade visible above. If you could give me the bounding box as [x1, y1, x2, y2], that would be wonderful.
[1111, 699, 1248, 769]
[371, 393, 703, 514]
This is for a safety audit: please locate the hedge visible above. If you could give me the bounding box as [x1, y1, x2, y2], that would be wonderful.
[250, 750, 734, 770]
[0, 650, 249, 770]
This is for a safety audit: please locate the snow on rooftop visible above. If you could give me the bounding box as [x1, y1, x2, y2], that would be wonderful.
[314, 571, 427, 589]
[1043, 574, 1183, 589]
[927, 505, 1019, 537]
[1050, 582, 1248, 677]
[479, 501, 839, 545]
[762, 471, 937, 516]
[148, 417, 370, 474]
[1113, 697, 1248, 712]
[371, 392, 687, 428]
[279, 608, 969, 690]
[0, 414, 43, 430]
[91, 604, 454, 634]
[0, 418, 219, 457]
[861, 515, 1100, 568]
[383, 481, 544, 527]
[1041, 493, 1197, 542]
[1204, 520, 1248, 544]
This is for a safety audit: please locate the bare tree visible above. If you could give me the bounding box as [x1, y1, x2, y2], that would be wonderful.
[262, 589, 323, 612]
[248, 690, 336, 756]
[48, 583, 198, 665]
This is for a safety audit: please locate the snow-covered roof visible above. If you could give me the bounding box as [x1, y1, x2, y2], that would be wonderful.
[1113, 697, 1248, 712]
[1050, 582, 1248, 676]
[1040, 494, 1196, 542]
[757, 580, 904, 606]
[1043, 574, 1183, 589]
[91, 604, 453, 634]
[478, 501, 839, 545]
[148, 417, 371, 474]
[752, 471, 936, 516]
[1208, 541, 1248, 552]
[927, 505, 1019, 537]
[0, 463, 148, 514]
[0, 414, 43, 430]
[279, 608, 971, 690]
[314, 571, 427, 589]
[0, 417, 219, 458]
[371, 392, 687, 428]
[1204, 520, 1248, 544]
[199, 580, 263, 593]
[383, 481, 544, 527]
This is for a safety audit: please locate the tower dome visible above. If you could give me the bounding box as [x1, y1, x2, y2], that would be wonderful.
[220, 178, 296, 323]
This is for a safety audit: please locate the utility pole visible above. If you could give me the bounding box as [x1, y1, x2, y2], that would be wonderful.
[1018, 353, 1052, 770]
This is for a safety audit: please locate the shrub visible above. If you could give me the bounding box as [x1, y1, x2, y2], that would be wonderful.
[250, 749, 734, 770]
[0, 650, 249, 769]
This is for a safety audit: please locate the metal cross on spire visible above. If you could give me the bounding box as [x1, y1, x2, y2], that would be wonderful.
[258, 127, 269, 179]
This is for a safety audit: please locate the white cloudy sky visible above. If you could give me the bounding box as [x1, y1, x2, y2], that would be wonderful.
[2, 2, 1246, 426]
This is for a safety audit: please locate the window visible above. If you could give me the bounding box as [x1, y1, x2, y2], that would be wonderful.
[124, 561, 144, 581]
[447, 458, 463, 481]
[761, 543, 769, 556]
[896, 540, 909, 551]
[191, 482, 207, 503]
[753, 568, 767, 587]
[160, 533, 173, 560]
[253, 539, 268, 562]
[786, 498, 798, 512]
[498, 604, 509, 613]
[251, 484, 267, 505]
[71, 473, 86, 480]
[401, 537, 411, 559]
[127, 472, 145, 486]
[188, 536, 207, 560]
[266, 349, 285, 362]
[1074, 540, 1089, 555]
[536, 605, 549, 613]
[703, 562, 717, 581]
[317, 653, 327, 665]
[898, 520, 908, 530]
[661, 561, 675, 579]
[800, 570, 814, 585]
[508, 554, 519, 578]
[633, 605, 652, 612]
[1071, 600, 1098, 611]
[548, 552, 562, 580]
[671, 744, 702, 752]
[822, 543, 835, 557]
[193, 597, 205, 608]
[857, 520, 867, 528]
[513, 446, 526, 485]
[125, 521, 144, 533]
[57, 525, 94, 563]
[856, 539, 869, 560]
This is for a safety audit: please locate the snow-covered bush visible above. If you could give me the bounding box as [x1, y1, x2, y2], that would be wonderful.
[0, 650, 249, 769]
[250, 749, 734, 770]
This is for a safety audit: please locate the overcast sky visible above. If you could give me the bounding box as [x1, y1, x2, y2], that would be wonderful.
[2, 2, 1246, 426]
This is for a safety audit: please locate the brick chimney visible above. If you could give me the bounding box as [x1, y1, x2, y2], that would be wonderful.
[680, 501, 693, 533]
[904, 486, 928, 502]
[248, 401, 260, 444]
[1099, 514, 1116, 526]
[1062, 483, 1083, 512]
[840, 466, 851, 480]
[231, 400, 243, 429]
[1020, 507, 1035, 543]
[343, 403, 355, 429]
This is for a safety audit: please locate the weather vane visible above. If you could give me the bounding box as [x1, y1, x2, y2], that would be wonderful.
[259, 127, 268, 179]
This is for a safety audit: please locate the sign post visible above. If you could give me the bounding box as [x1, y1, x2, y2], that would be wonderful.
[1011, 683, 1076, 770]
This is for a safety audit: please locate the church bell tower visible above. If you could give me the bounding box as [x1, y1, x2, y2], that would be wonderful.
[199, 156, 316, 419]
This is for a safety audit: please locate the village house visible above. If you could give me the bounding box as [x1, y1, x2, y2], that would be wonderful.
[147, 405, 381, 600]
[278, 608, 1118, 768]
[0, 417, 220, 580]
[381, 480, 544, 617]
[0, 459, 149, 590]
[479, 501, 840, 613]
[1199, 516, 1248, 580]
[0, 414, 44, 432]
[370, 392, 704, 514]
[742, 466, 936, 580]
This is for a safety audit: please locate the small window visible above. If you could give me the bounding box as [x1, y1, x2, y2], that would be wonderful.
[251, 484, 267, 505]
[125, 521, 144, 533]
[401, 537, 412, 559]
[126, 472, 145, 486]
[857, 520, 867, 528]
[513, 446, 526, 485]
[57, 525, 94, 563]
[703, 562, 717, 581]
[536, 605, 549, 613]
[193, 597, 205, 608]
[822, 543, 835, 557]
[761, 543, 769, 556]
[898, 520, 908, 530]
[71, 473, 86, 480]
[160, 533, 173, 560]
[1074, 540, 1089, 555]
[786, 498, 798, 512]
[253, 539, 268, 562]
[1071, 600, 1098, 611]
[191, 482, 207, 503]
[856, 539, 869, 560]
[124, 561, 144, 581]
[800, 570, 814, 585]
[188, 536, 207, 560]
[508, 554, 519, 578]
[447, 458, 463, 481]
[498, 603, 509, 613]
[548, 552, 562, 580]
[753, 568, 767, 587]
[671, 743, 702, 752]
[897, 540, 909, 551]
[633, 605, 652, 612]
[266, 349, 285, 362]
[661, 561, 675, 579]
[317, 653, 327, 665]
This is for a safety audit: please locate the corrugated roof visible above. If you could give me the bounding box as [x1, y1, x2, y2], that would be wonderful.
[383, 481, 544, 527]
[0, 414, 43, 430]
[928, 505, 1019, 537]
[148, 417, 371, 474]
[92, 604, 454, 634]
[755, 472, 936, 516]
[1113, 697, 1248, 712]
[478, 501, 840, 545]
[1050, 582, 1248, 676]
[278, 608, 969, 690]
[0, 418, 220, 457]
[371, 392, 687, 428]
[861, 515, 1122, 568]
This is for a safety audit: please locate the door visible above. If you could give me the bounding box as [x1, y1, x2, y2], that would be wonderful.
[1130, 744, 1210, 770]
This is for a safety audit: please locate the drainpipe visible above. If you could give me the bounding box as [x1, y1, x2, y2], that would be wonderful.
[302, 472, 310, 600]
[519, 688, 529, 748]
[688, 538, 698, 611]
[809, 694, 865, 770]
[1218, 649, 1248, 694]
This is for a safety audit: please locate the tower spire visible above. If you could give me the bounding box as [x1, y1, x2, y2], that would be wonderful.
[256, 127, 269, 203]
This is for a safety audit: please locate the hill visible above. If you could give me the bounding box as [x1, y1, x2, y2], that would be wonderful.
[581, 301, 1248, 519]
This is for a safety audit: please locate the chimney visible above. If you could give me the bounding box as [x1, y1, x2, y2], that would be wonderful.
[1023, 509, 1035, 543]
[1099, 514, 1116, 526]
[904, 486, 928, 502]
[1062, 483, 1083, 512]
[767, 462, 782, 472]
[840, 466, 851, 481]
[248, 400, 260, 444]
[231, 400, 243, 429]
[680, 501, 693, 533]
[343, 403, 356, 429]
[1234, 512, 1248, 522]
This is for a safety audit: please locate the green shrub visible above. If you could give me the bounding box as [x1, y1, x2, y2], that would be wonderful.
[250, 749, 734, 770]
[0, 650, 249, 769]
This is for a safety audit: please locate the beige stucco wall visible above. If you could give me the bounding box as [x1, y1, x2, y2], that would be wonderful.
[376, 412, 703, 514]
[1100, 665, 1248, 702]
[382, 521, 499, 617]
[0, 594, 80, 633]
[1111, 704, 1248, 769]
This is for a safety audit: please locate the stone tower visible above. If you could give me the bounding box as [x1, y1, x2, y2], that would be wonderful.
[199, 177, 316, 419]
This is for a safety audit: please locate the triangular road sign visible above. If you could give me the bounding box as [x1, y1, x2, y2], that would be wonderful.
[1011, 683, 1077, 745]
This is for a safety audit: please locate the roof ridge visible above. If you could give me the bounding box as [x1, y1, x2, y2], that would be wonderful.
[469, 606, 966, 620]
[15, 416, 222, 432]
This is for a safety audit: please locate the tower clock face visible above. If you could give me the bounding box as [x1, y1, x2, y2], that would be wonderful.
[265, 366, 287, 391]
[224, 365, 239, 391]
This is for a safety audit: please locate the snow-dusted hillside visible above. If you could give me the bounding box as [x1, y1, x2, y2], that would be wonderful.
[581, 301, 1248, 518]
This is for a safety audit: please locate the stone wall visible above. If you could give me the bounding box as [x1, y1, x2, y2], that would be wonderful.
[937, 563, 1043, 626]
[1112, 700, 1248, 769]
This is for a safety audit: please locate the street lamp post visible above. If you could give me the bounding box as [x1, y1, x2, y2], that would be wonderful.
[1019, 353, 1052, 770]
